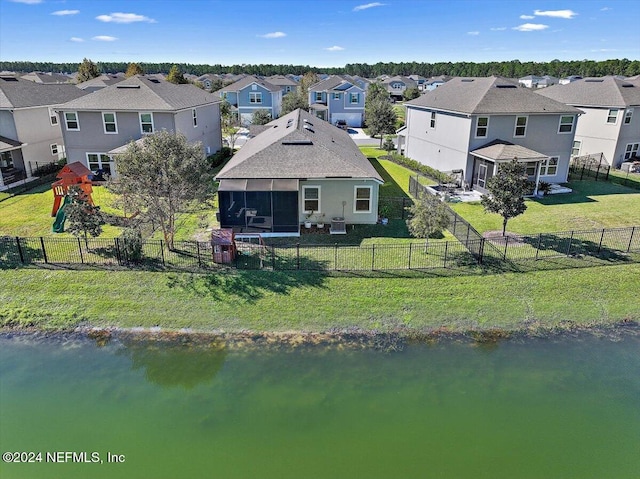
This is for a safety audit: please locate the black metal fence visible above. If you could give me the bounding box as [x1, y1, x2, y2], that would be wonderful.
[378, 196, 412, 219]
[569, 161, 610, 182]
[2, 226, 638, 272]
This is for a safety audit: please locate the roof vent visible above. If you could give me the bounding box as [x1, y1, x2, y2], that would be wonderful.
[621, 83, 634, 88]
[0, 76, 18, 81]
[496, 84, 517, 89]
[584, 79, 604, 83]
[117, 84, 141, 89]
[282, 140, 313, 145]
[303, 125, 315, 133]
[286, 119, 294, 128]
[303, 119, 313, 127]
[148, 79, 161, 84]
[461, 79, 475, 82]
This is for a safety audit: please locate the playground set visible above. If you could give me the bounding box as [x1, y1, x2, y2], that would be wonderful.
[51, 162, 95, 233]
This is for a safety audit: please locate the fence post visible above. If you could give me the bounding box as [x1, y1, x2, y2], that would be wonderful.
[196, 241, 202, 268]
[77, 237, 84, 264]
[478, 238, 484, 265]
[535, 233, 542, 260]
[408, 242, 412, 269]
[503, 235, 509, 261]
[271, 246, 276, 270]
[334, 243, 338, 271]
[465, 225, 470, 246]
[114, 238, 122, 265]
[443, 241, 448, 268]
[627, 226, 636, 253]
[159, 240, 165, 266]
[296, 243, 300, 270]
[453, 214, 458, 234]
[595, 164, 600, 181]
[580, 164, 585, 180]
[15, 237, 24, 264]
[604, 165, 609, 181]
[371, 244, 375, 271]
[40, 237, 48, 264]
[566, 231, 574, 256]
[597, 228, 605, 254]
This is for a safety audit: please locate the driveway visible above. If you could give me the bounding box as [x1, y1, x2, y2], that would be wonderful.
[348, 128, 382, 146]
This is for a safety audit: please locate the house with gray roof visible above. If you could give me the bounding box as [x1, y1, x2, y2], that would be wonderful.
[424, 76, 452, 91]
[76, 74, 126, 93]
[0, 75, 88, 189]
[218, 75, 282, 125]
[266, 75, 299, 96]
[518, 75, 559, 89]
[401, 76, 582, 193]
[381, 76, 418, 101]
[216, 109, 383, 235]
[308, 76, 367, 128]
[21, 72, 72, 84]
[536, 76, 640, 168]
[56, 75, 222, 178]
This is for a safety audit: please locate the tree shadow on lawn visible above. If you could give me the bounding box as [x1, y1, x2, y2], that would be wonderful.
[531, 180, 639, 206]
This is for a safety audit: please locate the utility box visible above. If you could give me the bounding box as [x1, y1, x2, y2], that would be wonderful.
[211, 228, 237, 263]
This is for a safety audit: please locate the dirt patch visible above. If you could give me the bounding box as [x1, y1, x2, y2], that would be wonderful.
[482, 230, 528, 247]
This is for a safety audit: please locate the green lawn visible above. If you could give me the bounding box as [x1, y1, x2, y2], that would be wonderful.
[609, 169, 640, 189]
[1, 264, 638, 331]
[451, 180, 640, 234]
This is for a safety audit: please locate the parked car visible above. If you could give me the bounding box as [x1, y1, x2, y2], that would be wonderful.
[334, 119, 348, 130]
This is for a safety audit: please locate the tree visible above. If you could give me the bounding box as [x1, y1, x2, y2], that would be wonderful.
[125, 62, 144, 77]
[108, 131, 214, 249]
[382, 136, 395, 156]
[65, 186, 104, 248]
[167, 64, 187, 84]
[76, 58, 100, 83]
[407, 193, 450, 252]
[219, 99, 241, 150]
[251, 109, 271, 125]
[365, 83, 397, 147]
[281, 91, 308, 115]
[403, 86, 420, 101]
[480, 159, 530, 235]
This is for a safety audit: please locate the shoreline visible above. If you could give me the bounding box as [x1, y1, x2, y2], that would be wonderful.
[2, 320, 638, 351]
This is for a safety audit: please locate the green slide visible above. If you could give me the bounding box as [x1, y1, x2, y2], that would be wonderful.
[52, 196, 71, 233]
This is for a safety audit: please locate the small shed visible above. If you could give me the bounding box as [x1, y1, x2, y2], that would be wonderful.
[210, 228, 236, 264]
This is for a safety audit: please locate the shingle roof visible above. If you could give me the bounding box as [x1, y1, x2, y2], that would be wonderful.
[471, 139, 548, 161]
[219, 75, 281, 93]
[76, 74, 126, 90]
[57, 75, 221, 111]
[266, 75, 298, 87]
[406, 76, 580, 115]
[309, 75, 359, 92]
[536, 76, 640, 108]
[0, 76, 88, 109]
[21, 72, 72, 84]
[0, 135, 23, 152]
[216, 109, 383, 181]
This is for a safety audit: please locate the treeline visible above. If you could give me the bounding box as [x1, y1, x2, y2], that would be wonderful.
[2, 59, 639, 78]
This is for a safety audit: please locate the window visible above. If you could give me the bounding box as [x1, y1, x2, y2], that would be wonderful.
[525, 162, 537, 177]
[429, 111, 436, 128]
[0, 151, 14, 169]
[624, 143, 639, 160]
[49, 108, 58, 126]
[514, 116, 527, 137]
[249, 92, 262, 104]
[350, 93, 359, 104]
[303, 186, 320, 213]
[139, 113, 154, 134]
[475, 116, 489, 138]
[624, 109, 633, 124]
[315, 92, 322, 102]
[571, 140, 581, 157]
[354, 186, 372, 213]
[50, 144, 58, 156]
[192, 108, 198, 127]
[64, 111, 79, 131]
[102, 112, 118, 134]
[558, 115, 574, 133]
[607, 109, 618, 124]
[332, 92, 340, 100]
[541, 157, 558, 176]
[87, 153, 112, 176]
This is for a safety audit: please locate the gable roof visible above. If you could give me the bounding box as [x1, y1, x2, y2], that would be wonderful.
[382, 76, 417, 87]
[57, 75, 221, 111]
[76, 74, 126, 90]
[266, 75, 298, 87]
[0, 76, 88, 109]
[309, 75, 363, 92]
[21, 72, 72, 84]
[405, 76, 581, 115]
[471, 139, 549, 162]
[218, 75, 281, 93]
[216, 109, 383, 182]
[536, 76, 640, 108]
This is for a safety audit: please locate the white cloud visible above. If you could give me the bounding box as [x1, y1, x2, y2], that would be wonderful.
[490, 27, 507, 31]
[96, 12, 156, 24]
[9, 0, 42, 4]
[467, 31, 480, 36]
[520, 15, 534, 19]
[259, 31, 286, 38]
[353, 2, 385, 12]
[52, 10, 80, 16]
[534, 9, 577, 19]
[92, 35, 118, 42]
[513, 23, 549, 32]
[591, 48, 617, 52]
[70, 37, 84, 43]
[325, 45, 345, 51]
[600, 7, 611, 11]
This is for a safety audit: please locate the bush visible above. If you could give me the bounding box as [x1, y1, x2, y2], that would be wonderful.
[207, 147, 233, 168]
[120, 227, 143, 263]
[385, 153, 452, 184]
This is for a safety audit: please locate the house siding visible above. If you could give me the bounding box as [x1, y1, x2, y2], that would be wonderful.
[299, 179, 379, 225]
[12, 107, 66, 173]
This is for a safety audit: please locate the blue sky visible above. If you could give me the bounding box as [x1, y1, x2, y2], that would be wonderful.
[1, 0, 638, 67]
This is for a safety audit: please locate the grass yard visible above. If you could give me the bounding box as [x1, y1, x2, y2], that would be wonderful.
[609, 169, 640, 189]
[1, 264, 638, 331]
[451, 180, 640, 234]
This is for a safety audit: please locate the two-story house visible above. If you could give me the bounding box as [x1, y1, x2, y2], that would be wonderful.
[56, 75, 222, 178]
[381, 76, 418, 101]
[401, 76, 582, 193]
[308, 76, 366, 128]
[0, 75, 87, 189]
[218, 75, 282, 126]
[518, 75, 559, 89]
[536, 77, 640, 168]
[266, 75, 298, 96]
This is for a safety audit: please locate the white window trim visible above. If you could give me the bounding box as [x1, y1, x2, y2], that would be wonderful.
[48, 108, 58, 126]
[50, 144, 58, 156]
[606, 108, 619, 124]
[332, 92, 340, 100]
[139, 112, 154, 135]
[249, 92, 262, 104]
[102, 112, 118, 135]
[315, 92, 322, 102]
[624, 109, 633, 125]
[571, 140, 581, 157]
[353, 185, 373, 214]
[429, 111, 436, 129]
[350, 93, 359, 104]
[624, 143, 639, 160]
[86, 152, 113, 172]
[64, 111, 79, 131]
[557, 115, 574, 134]
[540, 157, 559, 176]
[192, 108, 198, 128]
[514, 116, 528, 138]
[302, 185, 321, 214]
[475, 116, 489, 138]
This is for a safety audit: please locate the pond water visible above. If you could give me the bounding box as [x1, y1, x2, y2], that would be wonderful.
[1, 334, 639, 479]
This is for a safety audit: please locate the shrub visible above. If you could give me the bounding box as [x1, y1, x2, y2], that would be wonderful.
[207, 147, 233, 168]
[120, 227, 143, 263]
[385, 153, 451, 184]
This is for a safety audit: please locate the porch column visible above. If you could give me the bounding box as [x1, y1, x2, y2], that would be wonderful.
[533, 160, 542, 196]
[0, 172, 4, 188]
